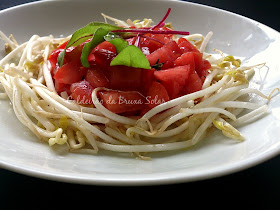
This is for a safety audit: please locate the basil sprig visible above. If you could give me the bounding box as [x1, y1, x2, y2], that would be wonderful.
[57, 22, 151, 70]
[80, 27, 109, 68]
[57, 22, 123, 67]
[110, 45, 150, 69]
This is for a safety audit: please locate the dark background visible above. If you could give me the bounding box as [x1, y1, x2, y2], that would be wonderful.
[1, 0, 280, 209]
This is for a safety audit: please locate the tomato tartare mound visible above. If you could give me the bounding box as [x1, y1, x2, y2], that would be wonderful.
[49, 28, 211, 116]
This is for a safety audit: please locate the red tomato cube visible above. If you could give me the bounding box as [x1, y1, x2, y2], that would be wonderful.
[146, 40, 182, 70]
[174, 52, 196, 71]
[85, 67, 109, 89]
[70, 80, 94, 104]
[141, 68, 155, 95]
[54, 62, 85, 84]
[48, 41, 68, 68]
[107, 66, 142, 91]
[99, 90, 146, 114]
[146, 46, 176, 69]
[88, 41, 116, 70]
[163, 40, 182, 58]
[178, 38, 200, 53]
[154, 65, 192, 99]
[196, 59, 211, 82]
[146, 81, 169, 109]
[54, 80, 71, 95]
[184, 71, 203, 94]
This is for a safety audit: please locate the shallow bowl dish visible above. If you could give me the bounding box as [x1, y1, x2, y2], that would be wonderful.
[0, 0, 280, 186]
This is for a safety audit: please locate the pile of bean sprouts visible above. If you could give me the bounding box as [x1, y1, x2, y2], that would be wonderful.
[0, 17, 275, 159]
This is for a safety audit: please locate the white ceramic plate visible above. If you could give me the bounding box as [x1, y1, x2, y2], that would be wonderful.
[0, 0, 280, 186]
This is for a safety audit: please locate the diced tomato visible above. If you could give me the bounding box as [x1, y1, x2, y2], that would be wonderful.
[54, 62, 86, 84]
[121, 110, 142, 116]
[141, 38, 164, 55]
[99, 90, 146, 114]
[140, 107, 151, 116]
[50, 65, 58, 77]
[88, 41, 116, 70]
[177, 37, 187, 45]
[192, 52, 203, 70]
[128, 28, 174, 55]
[95, 41, 116, 54]
[175, 52, 209, 82]
[107, 66, 142, 91]
[49, 42, 84, 69]
[85, 66, 109, 88]
[48, 53, 60, 70]
[178, 38, 200, 53]
[146, 81, 169, 109]
[64, 45, 83, 65]
[183, 71, 203, 94]
[48, 41, 68, 68]
[140, 68, 155, 95]
[196, 59, 211, 82]
[70, 80, 94, 104]
[175, 51, 202, 70]
[146, 46, 175, 69]
[126, 37, 136, 45]
[146, 40, 182, 70]
[127, 36, 163, 56]
[54, 80, 71, 95]
[163, 41, 182, 58]
[174, 52, 196, 71]
[49, 32, 207, 114]
[154, 65, 192, 99]
[150, 27, 174, 43]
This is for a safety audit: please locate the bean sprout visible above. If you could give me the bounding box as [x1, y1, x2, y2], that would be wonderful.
[0, 15, 276, 159]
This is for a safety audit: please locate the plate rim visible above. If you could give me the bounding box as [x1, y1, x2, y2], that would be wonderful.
[2, 143, 280, 186]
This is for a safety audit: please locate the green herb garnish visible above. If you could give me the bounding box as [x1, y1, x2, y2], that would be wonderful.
[108, 38, 128, 54]
[57, 22, 151, 70]
[80, 27, 109, 68]
[110, 45, 150, 69]
[57, 22, 122, 67]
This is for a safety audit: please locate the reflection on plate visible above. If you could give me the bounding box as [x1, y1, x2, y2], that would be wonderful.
[0, 0, 280, 186]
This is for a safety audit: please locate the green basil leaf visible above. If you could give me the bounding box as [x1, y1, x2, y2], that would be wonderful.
[110, 45, 150, 69]
[109, 38, 128, 54]
[57, 22, 123, 67]
[80, 27, 109, 68]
